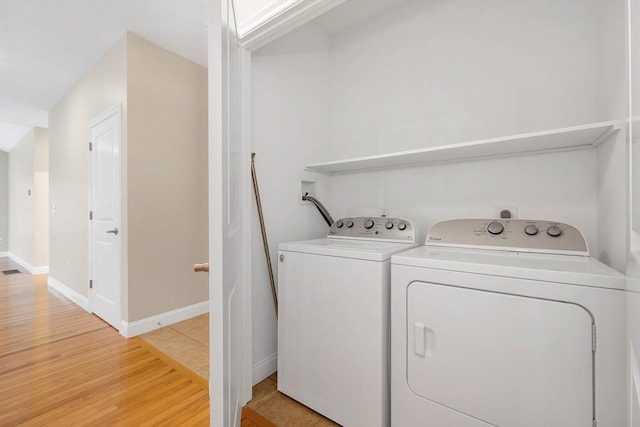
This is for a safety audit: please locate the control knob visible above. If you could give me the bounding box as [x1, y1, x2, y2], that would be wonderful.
[346, 220, 354, 228]
[398, 222, 407, 231]
[487, 221, 504, 235]
[364, 219, 375, 229]
[547, 225, 563, 237]
[524, 224, 539, 236]
[336, 220, 344, 228]
[385, 221, 394, 230]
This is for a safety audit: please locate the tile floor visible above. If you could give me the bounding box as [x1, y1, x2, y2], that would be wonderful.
[140, 315, 338, 426]
[141, 313, 210, 380]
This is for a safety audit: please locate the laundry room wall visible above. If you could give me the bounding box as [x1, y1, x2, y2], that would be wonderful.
[327, 0, 601, 252]
[248, 0, 631, 385]
[250, 22, 332, 383]
[594, 0, 629, 274]
[627, 0, 640, 424]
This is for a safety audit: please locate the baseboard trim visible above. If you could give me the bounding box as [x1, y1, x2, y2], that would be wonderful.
[48, 276, 90, 312]
[7, 252, 48, 275]
[120, 301, 209, 338]
[253, 352, 278, 385]
[0, 251, 8, 257]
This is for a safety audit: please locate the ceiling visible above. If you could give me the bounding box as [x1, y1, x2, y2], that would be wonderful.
[0, 0, 213, 151]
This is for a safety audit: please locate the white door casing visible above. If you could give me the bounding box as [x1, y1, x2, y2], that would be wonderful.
[209, 1, 252, 426]
[88, 105, 122, 330]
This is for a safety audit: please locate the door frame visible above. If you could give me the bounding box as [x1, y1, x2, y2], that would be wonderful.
[87, 104, 123, 330]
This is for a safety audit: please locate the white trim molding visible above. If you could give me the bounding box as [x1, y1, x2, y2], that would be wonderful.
[0, 251, 8, 257]
[48, 276, 90, 312]
[7, 252, 48, 275]
[120, 300, 209, 338]
[238, 0, 345, 51]
[252, 352, 278, 386]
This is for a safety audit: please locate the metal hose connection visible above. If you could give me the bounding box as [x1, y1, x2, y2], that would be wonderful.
[302, 193, 334, 226]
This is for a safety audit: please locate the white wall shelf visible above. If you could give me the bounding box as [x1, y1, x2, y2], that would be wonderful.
[305, 121, 621, 175]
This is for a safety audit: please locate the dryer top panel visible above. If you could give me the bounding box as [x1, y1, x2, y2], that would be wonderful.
[391, 246, 625, 290]
[426, 219, 588, 256]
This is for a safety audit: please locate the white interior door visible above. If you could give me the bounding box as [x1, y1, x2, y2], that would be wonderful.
[89, 105, 122, 330]
[209, 1, 251, 426]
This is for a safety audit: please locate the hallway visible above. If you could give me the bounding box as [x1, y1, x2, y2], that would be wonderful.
[0, 257, 210, 425]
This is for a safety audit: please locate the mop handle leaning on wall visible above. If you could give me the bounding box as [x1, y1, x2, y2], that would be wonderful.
[251, 153, 278, 318]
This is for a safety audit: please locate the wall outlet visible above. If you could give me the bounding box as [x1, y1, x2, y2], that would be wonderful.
[496, 205, 518, 219]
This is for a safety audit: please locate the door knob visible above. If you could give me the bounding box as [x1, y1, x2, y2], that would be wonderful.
[106, 228, 119, 235]
[194, 263, 209, 273]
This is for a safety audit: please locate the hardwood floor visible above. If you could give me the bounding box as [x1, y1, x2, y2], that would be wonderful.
[0, 259, 210, 426]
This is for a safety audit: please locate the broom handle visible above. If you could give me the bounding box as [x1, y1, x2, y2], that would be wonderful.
[251, 153, 278, 318]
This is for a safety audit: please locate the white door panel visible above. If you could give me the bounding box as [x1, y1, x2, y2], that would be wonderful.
[407, 282, 593, 427]
[89, 106, 121, 330]
[209, 1, 251, 425]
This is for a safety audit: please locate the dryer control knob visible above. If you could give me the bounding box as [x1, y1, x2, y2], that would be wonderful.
[547, 225, 563, 237]
[364, 219, 375, 229]
[398, 222, 407, 231]
[385, 221, 394, 230]
[524, 224, 539, 236]
[487, 221, 504, 235]
[346, 220, 354, 228]
[336, 220, 344, 228]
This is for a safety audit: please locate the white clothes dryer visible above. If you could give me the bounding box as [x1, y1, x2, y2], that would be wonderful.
[391, 219, 626, 427]
[278, 217, 419, 427]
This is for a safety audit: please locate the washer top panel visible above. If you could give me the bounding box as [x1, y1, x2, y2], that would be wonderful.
[328, 217, 416, 243]
[426, 219, 588, 256]
[279, 238, 418, 262]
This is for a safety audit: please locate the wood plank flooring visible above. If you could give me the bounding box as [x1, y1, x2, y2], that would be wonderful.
[0, 258, 210, 426]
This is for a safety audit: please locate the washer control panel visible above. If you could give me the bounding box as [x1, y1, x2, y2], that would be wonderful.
[328, 217, 416, 243]
[426, 219, 588, 255]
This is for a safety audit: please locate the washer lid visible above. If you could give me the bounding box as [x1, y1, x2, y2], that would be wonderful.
[392, 246, 625, 290]
[279, 238, 419, 261]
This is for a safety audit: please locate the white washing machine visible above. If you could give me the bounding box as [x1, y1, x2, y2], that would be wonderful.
[391, 219, 626, 427]
[278, 216, 419, 427]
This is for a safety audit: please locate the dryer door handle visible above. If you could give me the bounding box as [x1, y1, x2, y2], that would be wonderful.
[415, 323, 425, 356]
[414, 323, 436, 357]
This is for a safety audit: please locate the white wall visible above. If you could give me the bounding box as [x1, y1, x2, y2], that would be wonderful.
[251, 22, 332, 383]
[49, 35, 127, 297]
[327, 0, 601, 250]
[8, 130, 35, 264]
[7, 128, 49, 269]
[0, 151, 8, 252]
[33, 128, 49, 267]
[249, 0, 628, 386]
[328, 0, 597, 160]
[627, 0, 640, 425]
[595, 0, 629, 274]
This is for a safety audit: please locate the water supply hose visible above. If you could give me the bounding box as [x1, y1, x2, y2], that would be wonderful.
[302, 193, 334, 226]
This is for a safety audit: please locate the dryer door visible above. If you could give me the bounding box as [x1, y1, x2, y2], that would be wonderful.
[407, 281, 593, 427]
